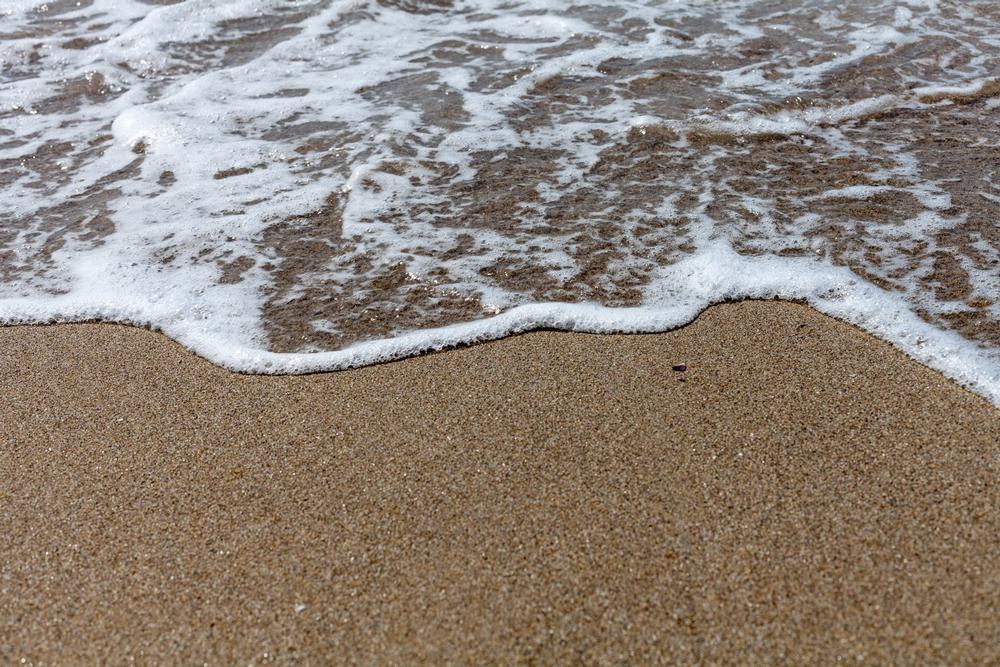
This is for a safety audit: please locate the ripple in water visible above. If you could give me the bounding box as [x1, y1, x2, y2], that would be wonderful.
[1, 0, 999, 402]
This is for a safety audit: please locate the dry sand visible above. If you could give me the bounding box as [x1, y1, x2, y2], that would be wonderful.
[2, 300, 999, 664]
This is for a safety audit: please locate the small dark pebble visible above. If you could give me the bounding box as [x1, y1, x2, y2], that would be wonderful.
[672, 364, 687, 372]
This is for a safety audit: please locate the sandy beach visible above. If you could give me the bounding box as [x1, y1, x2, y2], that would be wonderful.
[2, 300, 999, 664]
[5, 2, 1000, 663]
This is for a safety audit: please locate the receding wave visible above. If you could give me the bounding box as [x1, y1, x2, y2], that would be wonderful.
[1, 0, 999, 404]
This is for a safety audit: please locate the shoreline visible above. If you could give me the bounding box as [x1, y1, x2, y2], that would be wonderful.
[2, 300, 999, 663]
[5, 290, 998, 408]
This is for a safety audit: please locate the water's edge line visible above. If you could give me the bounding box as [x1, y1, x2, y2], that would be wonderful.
[2, 285, 997, 410]
[2, 244, 997, 406]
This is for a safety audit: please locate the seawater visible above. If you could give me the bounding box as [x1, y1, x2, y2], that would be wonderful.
[1, 0, 999, 404]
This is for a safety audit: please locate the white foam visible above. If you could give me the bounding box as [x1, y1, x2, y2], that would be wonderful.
[1, 244, 996, 406]
[689, 94, 901, 138]
[914, 79, 999, 99]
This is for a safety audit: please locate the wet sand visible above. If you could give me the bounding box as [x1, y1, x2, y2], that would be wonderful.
[2, 300, 999, 664]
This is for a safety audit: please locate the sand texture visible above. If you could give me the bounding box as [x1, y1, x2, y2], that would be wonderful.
[2, 301, 999, 664]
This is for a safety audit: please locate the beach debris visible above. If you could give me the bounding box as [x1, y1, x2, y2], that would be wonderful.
[672, 363, 687, 372]
[294, 603, 307, 614]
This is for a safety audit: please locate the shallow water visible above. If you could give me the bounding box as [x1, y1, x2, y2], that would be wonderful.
[1, 0, 999, 402]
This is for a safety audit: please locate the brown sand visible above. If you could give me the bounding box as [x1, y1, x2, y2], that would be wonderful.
[2, 300, 999, 665]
